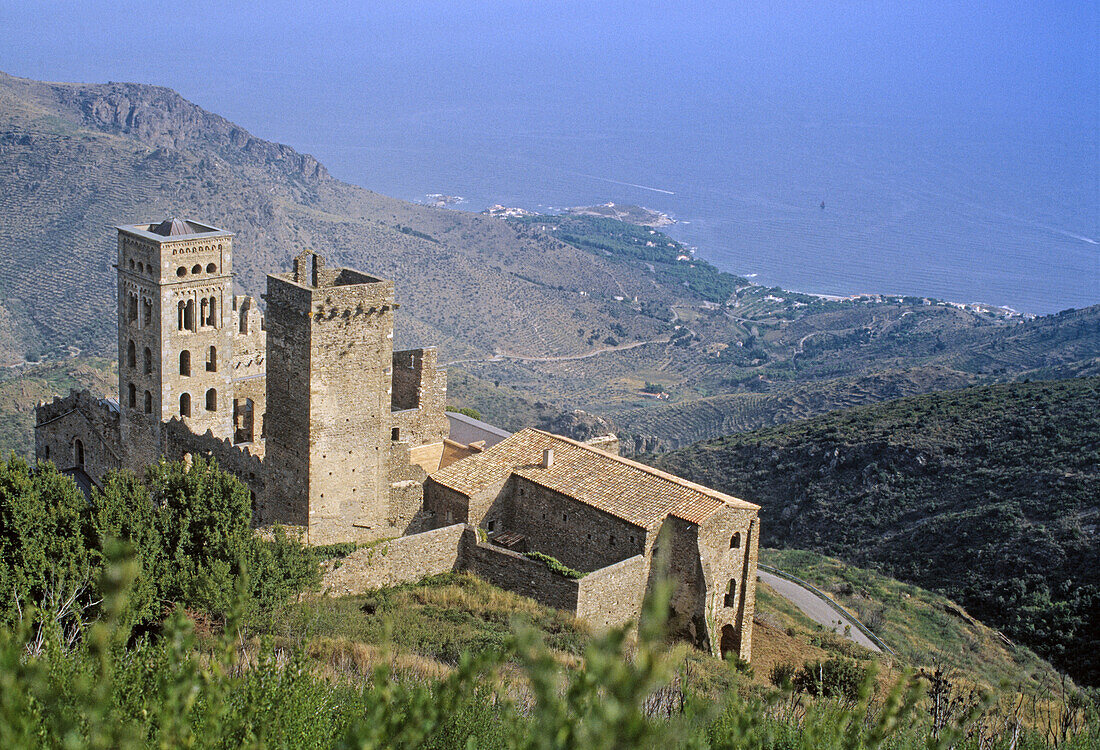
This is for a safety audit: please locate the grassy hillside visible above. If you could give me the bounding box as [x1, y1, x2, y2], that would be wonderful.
[653, 377, 1100, 685]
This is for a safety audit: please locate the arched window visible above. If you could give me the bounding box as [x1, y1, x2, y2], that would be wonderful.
[205, 388, 217, 412]
[143, 347, 153, 374]
[128, 383, 136, 408]
[184, 299, 195, 331]
[144, 390, 152, 414]
[205, 296, 218, 327]
[177, 266, 187, 277]
[142, 298, 152, 328]
[206, 346, 217, 372]
[206, 262, 217, 274]
[180, 392, 191, 417]
[128, 293, 138, 323]
[724, 579, 737, 609]
[179, 349, 191, 376]
[129, 259, 135, 269]
[127, 340, 136, 368]
[191, 264, 201, 275]
[729, 532, 741, 550]
[74, 439, 84, 467]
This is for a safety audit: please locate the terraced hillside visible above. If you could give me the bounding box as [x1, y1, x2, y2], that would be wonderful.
[652, 377, 1100, 685]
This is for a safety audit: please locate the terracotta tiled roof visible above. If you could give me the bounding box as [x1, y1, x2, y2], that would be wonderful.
[430, 428, 757, 528]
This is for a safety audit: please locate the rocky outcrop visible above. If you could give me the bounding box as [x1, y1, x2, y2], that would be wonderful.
[49, 81, 327, 181]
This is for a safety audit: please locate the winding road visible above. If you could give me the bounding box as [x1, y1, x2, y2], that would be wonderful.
[758, 569, 882, 653]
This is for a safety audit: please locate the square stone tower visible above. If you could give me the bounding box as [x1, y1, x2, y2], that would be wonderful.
[116, 220, 235, 473]
[263, 251, 397, 543]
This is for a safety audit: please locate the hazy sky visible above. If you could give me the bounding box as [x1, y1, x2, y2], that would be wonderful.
[2, 2, 1094, 144]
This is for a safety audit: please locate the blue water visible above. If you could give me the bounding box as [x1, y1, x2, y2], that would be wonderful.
[2, 1, 1096, 313]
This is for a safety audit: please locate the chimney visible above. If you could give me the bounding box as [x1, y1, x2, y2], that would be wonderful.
[542, 448, 554, 469]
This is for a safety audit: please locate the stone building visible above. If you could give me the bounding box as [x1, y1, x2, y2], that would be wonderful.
[35, 218, 759, 661]
[37, 219, 450, 545]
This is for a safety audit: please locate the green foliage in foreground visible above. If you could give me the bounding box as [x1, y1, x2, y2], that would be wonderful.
[2, 554, 1098, 750]
[0, 454, 320, 634]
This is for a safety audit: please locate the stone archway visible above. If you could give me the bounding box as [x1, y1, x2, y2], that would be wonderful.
[720, 624, 740, 660]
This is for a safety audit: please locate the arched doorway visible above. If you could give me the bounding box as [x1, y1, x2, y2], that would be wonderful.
[720, 624, 741, 660]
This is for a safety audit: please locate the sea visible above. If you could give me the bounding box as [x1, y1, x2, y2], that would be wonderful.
[2, 2, 1096, 315]
[307, 105, 1097, 315]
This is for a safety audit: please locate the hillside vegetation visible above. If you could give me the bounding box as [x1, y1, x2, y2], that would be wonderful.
[653, 377, 1100, 685]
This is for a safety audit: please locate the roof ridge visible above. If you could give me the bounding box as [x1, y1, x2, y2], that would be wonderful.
[527, 429, 757, 510]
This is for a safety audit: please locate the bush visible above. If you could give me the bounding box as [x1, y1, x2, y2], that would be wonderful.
[792, 658, 868, 702]
[769, 661, 796, 688]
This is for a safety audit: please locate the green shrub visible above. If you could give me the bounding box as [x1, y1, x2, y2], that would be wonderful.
[522, 551, 586, 579]
[792, 657, 869, 702]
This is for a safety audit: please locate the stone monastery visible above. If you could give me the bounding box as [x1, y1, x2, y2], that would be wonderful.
[35, 219, 760, 661]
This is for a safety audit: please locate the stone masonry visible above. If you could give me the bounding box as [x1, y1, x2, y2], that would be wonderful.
[35, 217, 761, 662]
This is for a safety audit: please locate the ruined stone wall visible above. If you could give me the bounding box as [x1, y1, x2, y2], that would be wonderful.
[460, 527, 581, 612]
[659, 516, 709, 649]
[321, 523, 466, 596]
[575, 554, 647, 630]
[230, 294, 266, 451]
[696, 506, 759, 662]
[389, 348, 449, 447]
[34, 390, 122, 484]
[162, 418, 269, 519]
[583, 435, 621, 456]
[500, 477, 645, 573]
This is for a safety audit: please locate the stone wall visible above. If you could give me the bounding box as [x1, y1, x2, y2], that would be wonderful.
[34, 390, 122, 484]
[460, 527, 581, 612]
[575, 554, 647, 630]
[264, 252, 396, 545]
[697, 506, 759, 662]
[322, 523, 466, 596]
[500, 477, 644, 573]
[423, 478, 472, 526]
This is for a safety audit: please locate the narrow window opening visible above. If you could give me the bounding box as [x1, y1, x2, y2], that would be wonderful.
[74, 439, 84, 467]
[127, 340, 136, 368]
[206, 346, 217, 372]
[141, 298, 152, 328]
[487, 520, 496, 532]
[128, 383, 136, 408]
[391, 427, 400, 441]
[144, 391, 152, 414]
[730, 532, 741, 550]
[205, 388, 217, 412]
[179, 349, 191, 376]
[724, 579, 737, 609]
[43, 445, 49, 460]
[180, 392, 191, 417]
[143, 347, 153, 375]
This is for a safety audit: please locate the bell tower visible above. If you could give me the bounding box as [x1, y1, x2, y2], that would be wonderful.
[116, 219, 235, 472]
